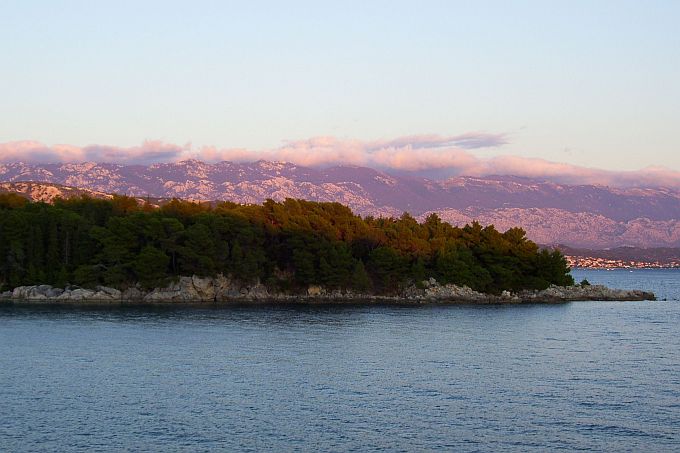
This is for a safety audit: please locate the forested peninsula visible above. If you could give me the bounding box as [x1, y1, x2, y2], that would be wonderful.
[0, 193, 654, 303]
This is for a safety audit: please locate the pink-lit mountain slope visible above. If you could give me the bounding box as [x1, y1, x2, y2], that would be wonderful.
[1, 160, 678, 248]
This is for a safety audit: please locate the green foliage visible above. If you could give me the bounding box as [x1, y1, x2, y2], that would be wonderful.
[350, 260, 371, 292]
[580, 278, 591, 286]
[0, 196, 574, 294]
[436, 245, 492, 290]
[134, 245, 170, 289]
[73, 264, 104, 287]
[410, 256, 426, 283]
[368, 246, 408, 292]
[0, 193, 28, 209]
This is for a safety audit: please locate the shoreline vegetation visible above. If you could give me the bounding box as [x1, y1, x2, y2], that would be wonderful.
[0, 193, 654, 304]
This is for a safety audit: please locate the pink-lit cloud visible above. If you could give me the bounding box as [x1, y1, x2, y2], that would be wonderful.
[368, 132, 509, 150]
[0, 140, 186, 165]
[1, 135, 678, 189]
[186, 134, 508, 169]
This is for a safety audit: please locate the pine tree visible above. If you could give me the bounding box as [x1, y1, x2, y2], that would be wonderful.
[350, 260, 371, 292]
[133, 245, 170, 289]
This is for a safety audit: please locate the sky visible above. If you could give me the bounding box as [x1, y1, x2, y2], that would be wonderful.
[1, 0, 679, 179]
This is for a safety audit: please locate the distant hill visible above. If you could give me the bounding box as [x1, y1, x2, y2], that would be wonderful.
[554, 245, 680, 265]
[0, 181, 155, 206]
[1, 160, 679, 248]
[0, 181, 115, 203]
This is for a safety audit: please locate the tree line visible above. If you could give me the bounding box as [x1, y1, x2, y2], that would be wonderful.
[0, 193, 574, 293]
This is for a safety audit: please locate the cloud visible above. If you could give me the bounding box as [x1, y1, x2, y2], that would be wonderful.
[79, 141, 187, 164]
[367, 132, 509, 150]
[1, 134, 679, 189]
[0, 140, 186, 165]
[189, 134, 506, 169]
[462, 155, 680, 189]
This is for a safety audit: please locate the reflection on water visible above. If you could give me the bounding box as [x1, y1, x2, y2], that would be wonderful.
[0, 269, 679, 452]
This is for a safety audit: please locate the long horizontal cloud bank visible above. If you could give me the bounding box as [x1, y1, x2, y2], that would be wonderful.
[0, 140, 188, 165]
[1, 134, 678, 189]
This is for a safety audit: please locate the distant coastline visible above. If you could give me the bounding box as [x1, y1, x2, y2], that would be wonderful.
[566, 258, 680, 269]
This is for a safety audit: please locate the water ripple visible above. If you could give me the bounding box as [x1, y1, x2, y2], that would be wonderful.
[0, 269, 679, 451]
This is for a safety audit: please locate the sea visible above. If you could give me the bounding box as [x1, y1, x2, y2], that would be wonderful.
[1, 269, 679, 452]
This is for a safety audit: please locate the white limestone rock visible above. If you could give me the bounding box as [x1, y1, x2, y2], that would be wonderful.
[307, 285, 324, 296]
[246, 283, 269, 299]
[191, 275, 215, 300]
[122, 287, 145, 300]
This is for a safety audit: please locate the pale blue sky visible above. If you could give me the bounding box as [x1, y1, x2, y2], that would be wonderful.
[1, 0, 679, 170]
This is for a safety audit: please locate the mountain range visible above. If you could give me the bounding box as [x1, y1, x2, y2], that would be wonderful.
[1, 160, 678, 248]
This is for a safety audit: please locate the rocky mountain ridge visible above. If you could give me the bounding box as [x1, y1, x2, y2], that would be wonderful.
[0, 181, 114, 203]
[1, 160, 678, 248]
[0, 181, 154, 205]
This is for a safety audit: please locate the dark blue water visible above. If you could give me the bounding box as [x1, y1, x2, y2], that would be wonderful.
[1, 270, 679, 452]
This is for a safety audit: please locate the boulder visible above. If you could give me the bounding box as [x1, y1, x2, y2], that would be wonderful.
[27, 287, 48, 300]
[11, 285, 57, 300]
[191, 275, 215, 300]
[96, 286, 121, 298]
[46, 287, 64, 298]
[66, 288, 97, 300]
[247, 283, 269, 299]
[144, 282, 183, 302]
[121, 287, 145, 300]
[307, 285, 323, 297]
[213, 274, 233, 300]
[144, 276, 215, 302]
[91, 288, 121, 300]
[12, 286, 30, 299]
[422, 282, 488, 302]
[220, 286, 244, 299]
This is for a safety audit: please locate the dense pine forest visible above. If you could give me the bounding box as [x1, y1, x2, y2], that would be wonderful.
[0, 193, 574, 294]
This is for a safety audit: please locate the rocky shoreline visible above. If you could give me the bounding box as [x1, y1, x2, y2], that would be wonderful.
[0, 275, 656, 305]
